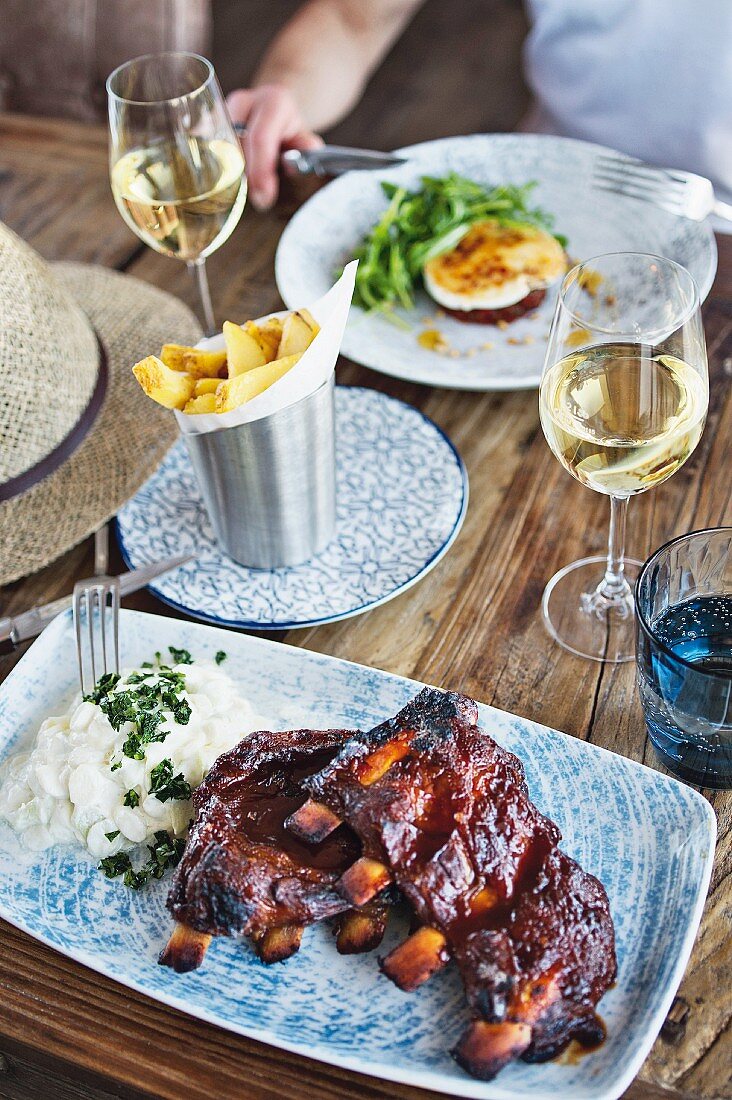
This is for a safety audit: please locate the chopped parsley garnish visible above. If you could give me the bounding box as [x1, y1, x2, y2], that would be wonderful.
[171, 697, 191, 726]
[168, 645, 193, 665]
[126, 671, 154, 684]
[104, 830, 120, 842]
[97, 830, 185, 889]
[215, 650, 227, 665]
[84, 672, 120, 705]
[87, 658, 194, 773]
[98, 852, 132, 878]
[149, 759, 192, 803]
[123, 789, 140, 808]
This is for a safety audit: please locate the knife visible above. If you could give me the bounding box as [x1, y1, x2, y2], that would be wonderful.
[0, 553, 195, 655]
[280, 146, 407, 178]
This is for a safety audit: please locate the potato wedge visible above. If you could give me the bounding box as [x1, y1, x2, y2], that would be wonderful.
[132, 356, 194, 410]
[256, 316, 283, 361]
[223, 320, 267, 376]
[215, 353, 301, 413]
[183, 393, 218, 414]
[193, 377, 220, 396]
[278, 309, 320, 358]
[160, 344, 226, 379]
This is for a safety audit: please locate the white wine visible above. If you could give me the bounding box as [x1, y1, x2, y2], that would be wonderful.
[111, 137, 246, 261]
[540, 342, 708, 496]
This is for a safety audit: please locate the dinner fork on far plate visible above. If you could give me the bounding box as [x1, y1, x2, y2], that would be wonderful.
[593, 153, 732, 223]
[73, 575, 120, 696]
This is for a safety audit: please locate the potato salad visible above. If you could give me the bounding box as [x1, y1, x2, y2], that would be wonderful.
[0, 649, 262, 885]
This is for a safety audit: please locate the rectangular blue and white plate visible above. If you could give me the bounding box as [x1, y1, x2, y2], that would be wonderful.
[0, 610, 716, 1100]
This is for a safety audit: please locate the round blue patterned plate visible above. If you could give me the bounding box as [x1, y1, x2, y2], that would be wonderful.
[116, 386, 468, 630]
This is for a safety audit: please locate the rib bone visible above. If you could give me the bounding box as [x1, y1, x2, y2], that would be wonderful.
[336, 856, 392, 906]
[380, 926, 450, 991]
[452, 1020, 532, 1080]
[285, 797, 342, 843]
[254, 923, 305, 964]
[158, 923, 212, 973]
[335, 905, 388, 955]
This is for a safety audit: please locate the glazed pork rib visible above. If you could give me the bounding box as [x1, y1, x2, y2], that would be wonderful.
[287, 688, 616, 1080]
[161, 727, 389, 972]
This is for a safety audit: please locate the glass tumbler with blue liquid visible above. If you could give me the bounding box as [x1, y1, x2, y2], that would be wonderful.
[636, 528, 732, 788]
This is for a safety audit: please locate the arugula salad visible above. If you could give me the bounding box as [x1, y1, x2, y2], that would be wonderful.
[349, 172, 566, 314]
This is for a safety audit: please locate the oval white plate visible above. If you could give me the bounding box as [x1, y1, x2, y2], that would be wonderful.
[116, 386, 468, 630]
[275, 134, 717, 391]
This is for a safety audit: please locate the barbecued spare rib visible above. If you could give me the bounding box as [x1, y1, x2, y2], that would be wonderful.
[287, 688, 616, 1080]
[160, 727, 389, 972]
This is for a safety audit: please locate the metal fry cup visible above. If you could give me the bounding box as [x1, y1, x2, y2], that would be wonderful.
[183, 374, 336, 569]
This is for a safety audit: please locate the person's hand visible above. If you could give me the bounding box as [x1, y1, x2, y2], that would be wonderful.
[226, 84, 323, 211]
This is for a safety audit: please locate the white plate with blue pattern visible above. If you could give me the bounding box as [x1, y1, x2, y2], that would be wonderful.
[275, 133, 717, 391]
[0, 610, 716, 1100]
[116, 386, 468, 630]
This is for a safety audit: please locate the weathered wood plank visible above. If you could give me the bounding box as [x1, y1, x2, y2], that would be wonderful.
[0, 114, 140, 266]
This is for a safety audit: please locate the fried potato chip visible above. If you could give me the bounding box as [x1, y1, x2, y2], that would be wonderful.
[223, 320, 267, 376]
[215, 353, 301, 413]
[160, 344, 226, 379]
[278, 309, 320, 358]
[132, 356, 195, 410]
[183, 393, 218, 414]
[193, 377, 220, 396]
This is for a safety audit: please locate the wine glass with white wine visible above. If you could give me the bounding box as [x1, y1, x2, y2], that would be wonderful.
[539, 253, 708, 663]
[107, 52, 246, 333]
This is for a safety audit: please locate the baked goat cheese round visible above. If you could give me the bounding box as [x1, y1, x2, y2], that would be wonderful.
[0, 659, 262, 858]
[423, 219, 567, 315]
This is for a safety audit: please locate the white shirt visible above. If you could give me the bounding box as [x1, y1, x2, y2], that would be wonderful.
[524, 0, 732, 203]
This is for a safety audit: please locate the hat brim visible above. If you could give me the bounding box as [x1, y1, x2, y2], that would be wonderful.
[0, 263, 201, 585]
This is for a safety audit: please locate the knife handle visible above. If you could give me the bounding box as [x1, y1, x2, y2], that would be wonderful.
[0, 618, 18, 656]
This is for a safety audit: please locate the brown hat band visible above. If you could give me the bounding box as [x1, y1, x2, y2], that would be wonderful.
[0, 335, 109, 503]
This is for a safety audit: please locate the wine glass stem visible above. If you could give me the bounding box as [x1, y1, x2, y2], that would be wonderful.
[187, 257, 216, 336]
[600, 495, 630, 601]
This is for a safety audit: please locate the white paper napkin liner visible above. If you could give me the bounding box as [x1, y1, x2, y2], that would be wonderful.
[175, 260, 357, 435]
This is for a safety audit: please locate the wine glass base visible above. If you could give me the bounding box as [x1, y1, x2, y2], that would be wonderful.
[542, 555, 643, 663]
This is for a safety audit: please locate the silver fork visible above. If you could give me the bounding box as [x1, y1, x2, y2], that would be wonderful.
[73, 575, 120, 696]
[593, 153, 732, 223]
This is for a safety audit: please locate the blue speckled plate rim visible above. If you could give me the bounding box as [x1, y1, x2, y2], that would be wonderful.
[0, 610, 717, 1100]
[115, 385, 469, 632]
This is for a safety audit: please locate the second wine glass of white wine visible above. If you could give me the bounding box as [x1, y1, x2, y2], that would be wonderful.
[107, 52, 246, 333]
[539, 252, 708, 663]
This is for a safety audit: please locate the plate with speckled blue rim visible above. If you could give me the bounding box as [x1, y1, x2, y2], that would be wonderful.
[116, 385, 468, 631]
[0, 609, 716, 1100]
[275, 133, 717, 391]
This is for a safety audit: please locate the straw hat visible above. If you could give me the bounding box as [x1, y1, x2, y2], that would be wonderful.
[0, 222, 201, 585]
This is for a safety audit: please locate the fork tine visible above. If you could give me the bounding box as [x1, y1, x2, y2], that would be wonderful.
[73, 586, 86, 695]
[98, 584, 108, 678]
[111, 582, 120, 675]
[73, 576, 121, 695]
[593, 174, 663, 198]
[593, 184, 680, 216]
[595, 156, 689, 186]
[593, 174, 685, 207]
[87, 587, 97, 689]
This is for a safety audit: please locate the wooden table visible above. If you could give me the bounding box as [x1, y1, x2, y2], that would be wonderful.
[0, 111, 730, 1100]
